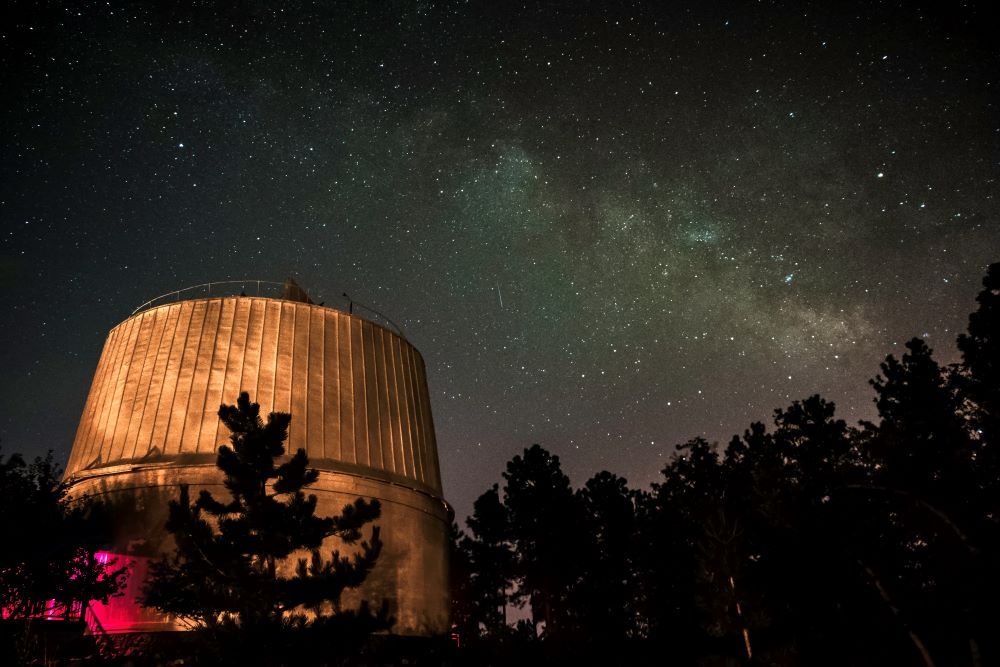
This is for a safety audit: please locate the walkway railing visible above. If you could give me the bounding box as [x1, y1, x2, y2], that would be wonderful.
[130, 280, 288, 314]
[129, 280, 406, 339]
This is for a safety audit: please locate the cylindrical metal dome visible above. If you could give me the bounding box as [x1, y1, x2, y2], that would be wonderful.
[64, 292, 449, 636]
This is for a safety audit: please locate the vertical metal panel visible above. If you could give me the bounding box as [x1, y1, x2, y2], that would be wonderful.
[95, 319, 128, 464]
[387, 335, 408, 476]
[290, 305, 309, 452]
[338, 312, 355, 464]
[410, 350, 429, 483]
[350, 317, 368, 467]
[165, 301, 206, 455]
[254, 300, 279, 416]
[274, 302, 295, 418]
[87, 322, 123, 463]
[152, 302, 193, 454]
[138, 305, 180, 459]
[103, 316, 141, 462]
[110, 312, 150, 462]
[124, 309, 166, 460]
[197, 299, 236, 453]
[240, 300, 265, 414]
[416, 353, 443, 491]
[399, 335, 420, 481]
[180, 300, 220, 453]
[400, 345, 423, 481]
[324, 310, 341, 460]
[68, 323, 117, 472]
[363, 323, 382, 470]
[70, 324, 113, 470]
[377, 327, 399, 475]
[215, 299, 251, 450]
[307, 308, 325, 456]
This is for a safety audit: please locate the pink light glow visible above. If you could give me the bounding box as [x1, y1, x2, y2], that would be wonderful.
[2, 551, 176, 634]
[84, 552, 176, 634]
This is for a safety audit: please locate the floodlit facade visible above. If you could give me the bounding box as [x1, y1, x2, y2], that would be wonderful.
[63, 282, 450, 635]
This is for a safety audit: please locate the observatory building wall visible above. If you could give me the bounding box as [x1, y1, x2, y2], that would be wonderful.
[64, 296, 449, 635]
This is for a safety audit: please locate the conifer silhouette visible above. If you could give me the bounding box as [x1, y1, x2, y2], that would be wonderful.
[143, 392, 390, 664]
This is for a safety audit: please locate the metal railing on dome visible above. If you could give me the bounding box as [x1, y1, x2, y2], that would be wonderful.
[129, 280, 407, 339]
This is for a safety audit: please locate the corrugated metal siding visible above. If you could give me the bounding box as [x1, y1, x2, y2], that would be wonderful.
[66, 297, 442, 494]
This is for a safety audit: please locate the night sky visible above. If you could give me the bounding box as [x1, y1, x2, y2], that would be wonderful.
[2, 1, 998, 522]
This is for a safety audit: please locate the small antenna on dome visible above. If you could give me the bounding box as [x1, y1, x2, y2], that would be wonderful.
[342, 292, 405, 339]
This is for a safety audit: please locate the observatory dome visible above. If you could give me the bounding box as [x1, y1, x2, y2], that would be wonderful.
[64, 282, 450, 636]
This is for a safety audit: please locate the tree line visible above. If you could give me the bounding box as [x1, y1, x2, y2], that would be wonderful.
[0, 262, 997, 665]
[450, 263, 1000, 666]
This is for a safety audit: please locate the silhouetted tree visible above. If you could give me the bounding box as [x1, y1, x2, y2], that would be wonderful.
[0, 449, 126, 662]
[570, 471, 638, 645]
[502, 445, 583, 638]
[957, 263, 1000, 542]
[858, 339, 978, 666]
[142, 392, 389, 665]
[450, 261, 1000, 666]
[463, 484, 514, 637]
[867, 339, 973, 507]
[958, 262, 1000, 449]
[448, 522, 479, 644]
[956, 262, 1000, 666]
[737, 397, 878, 664]
[636, 437, 722, 658]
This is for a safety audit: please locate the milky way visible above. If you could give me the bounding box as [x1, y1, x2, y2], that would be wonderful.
[2, 2, 998, 520]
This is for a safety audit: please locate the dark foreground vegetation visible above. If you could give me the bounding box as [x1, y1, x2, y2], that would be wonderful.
[451, 263, 1000, 666]
[1, 262, 998, 666]
[1, 395, 388, 666]
[141, 392, 389, 665]
[0, 450, 127, 664]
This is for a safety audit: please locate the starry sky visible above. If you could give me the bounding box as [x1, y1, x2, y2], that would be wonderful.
[2, 1, 998, 521]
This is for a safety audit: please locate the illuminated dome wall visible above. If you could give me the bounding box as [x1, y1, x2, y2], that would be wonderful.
[64, 289, 450, 635]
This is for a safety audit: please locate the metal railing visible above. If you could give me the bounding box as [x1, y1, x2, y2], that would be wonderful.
[129, 280, 406, 339]
[130, 280, 286, 314]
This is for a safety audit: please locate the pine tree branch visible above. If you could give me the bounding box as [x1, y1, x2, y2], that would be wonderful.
[842, 484, 979, 555]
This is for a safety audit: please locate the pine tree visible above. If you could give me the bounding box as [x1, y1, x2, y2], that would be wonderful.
[502, 445, 583, 638]
[571, 471, 638, 644]
[861, 339, 979, 665]
[957, 262, 1000, 507]
[448, 522, 479, 644]
[142, 392, 389, 664]
[867, 338, 973, 507]
[955, 262, 1000, 665]
[0, 449, 127, 661]
[463, 484, 514, 637]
